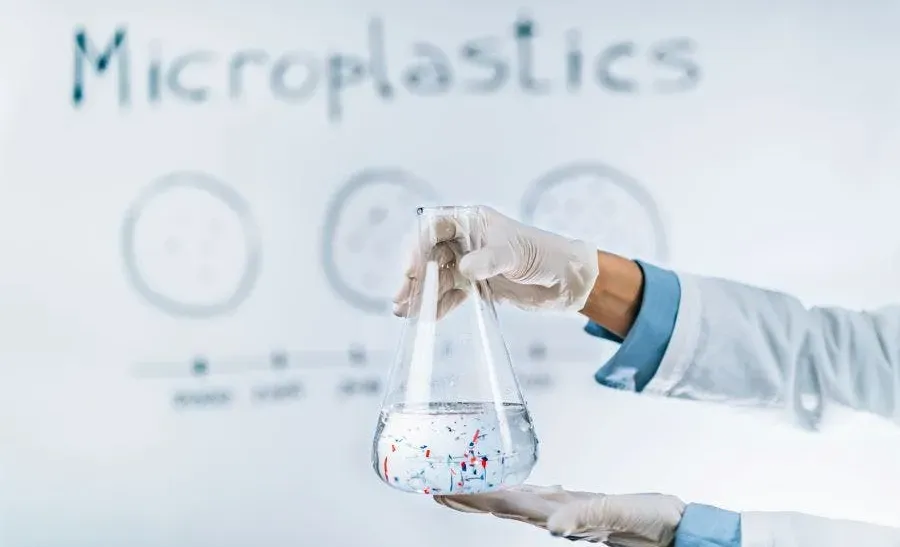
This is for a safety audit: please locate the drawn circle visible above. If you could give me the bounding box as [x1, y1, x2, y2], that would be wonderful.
[121, 171, 261, 318]
[521, 163, 668, 262]
[321, 168, 439, 314]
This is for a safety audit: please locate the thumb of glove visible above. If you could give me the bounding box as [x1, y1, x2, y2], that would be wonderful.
[458, 244, 517, 281]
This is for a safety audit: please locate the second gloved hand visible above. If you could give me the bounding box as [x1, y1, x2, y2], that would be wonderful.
[434, 485, 685, 546]
[392, 206, 599, 318]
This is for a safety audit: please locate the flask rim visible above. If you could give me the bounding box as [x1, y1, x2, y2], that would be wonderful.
[416, 205, 480, 217]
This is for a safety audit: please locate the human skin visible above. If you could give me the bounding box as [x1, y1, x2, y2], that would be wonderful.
[579, 251, 644, 338]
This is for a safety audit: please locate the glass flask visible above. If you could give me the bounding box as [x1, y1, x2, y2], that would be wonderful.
[372, 205, 539, 495]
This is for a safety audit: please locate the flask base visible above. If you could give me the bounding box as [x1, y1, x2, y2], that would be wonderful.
[372, 402, 538, 495]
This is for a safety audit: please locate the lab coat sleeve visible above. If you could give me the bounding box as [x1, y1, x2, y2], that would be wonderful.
[741, 511, 900, 546]
[641, 270, 900, 427]
[674, 503, 742, 547]
[587, 261, 681, 392]
[672, 504, 900, 547]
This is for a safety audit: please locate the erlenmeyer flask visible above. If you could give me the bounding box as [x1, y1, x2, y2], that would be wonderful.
[372, 205, 539, 495]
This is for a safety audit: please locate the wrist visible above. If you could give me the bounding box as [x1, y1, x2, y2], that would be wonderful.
[578, 251, 644, 338]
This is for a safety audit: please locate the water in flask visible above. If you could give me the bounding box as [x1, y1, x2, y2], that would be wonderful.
[371, 205, 539, 495]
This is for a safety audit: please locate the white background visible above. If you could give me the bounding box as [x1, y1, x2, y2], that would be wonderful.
[2, 0, 900, 546]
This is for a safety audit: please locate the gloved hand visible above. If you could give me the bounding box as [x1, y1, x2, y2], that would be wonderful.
[434, 485, 685, 546]
[392, 206, 599, 318]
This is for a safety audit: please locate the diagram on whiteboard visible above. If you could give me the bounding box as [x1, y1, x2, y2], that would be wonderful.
[121, 171, 262, 318]
[520, 162, 669, 263]
[321, 168, 440, 314]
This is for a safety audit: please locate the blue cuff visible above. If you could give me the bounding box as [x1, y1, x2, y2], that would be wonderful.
[674, 503, 742, 547]
[584, 261, 680, 392]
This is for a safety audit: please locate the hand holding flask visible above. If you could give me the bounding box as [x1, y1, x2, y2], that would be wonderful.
[372, 206, 540, 495]
[392, 205, 599, 318]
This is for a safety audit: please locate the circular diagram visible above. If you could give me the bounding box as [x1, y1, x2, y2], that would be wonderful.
[321, 168, 440, 314]
[521, 162, 668, 262]
[121, 171, 261, 318]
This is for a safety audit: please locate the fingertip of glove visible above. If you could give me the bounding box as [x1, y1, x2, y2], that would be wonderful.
[546, 505, 576, 537]
[432, 495, 456, 510]
[547, 524, 576, 539]
[391, 303, 407, 317]
[432, 494, 464, 506]
[431, 494, 487, 515]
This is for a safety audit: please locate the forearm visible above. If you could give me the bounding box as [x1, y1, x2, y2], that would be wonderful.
[578, 251, 644, 338]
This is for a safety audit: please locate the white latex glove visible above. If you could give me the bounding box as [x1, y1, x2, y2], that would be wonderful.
[392, 206, 599, 318]
[434, 485, 685, 546]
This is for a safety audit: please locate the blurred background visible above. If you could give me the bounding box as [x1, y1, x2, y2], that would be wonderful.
[2, 0, 900, 545]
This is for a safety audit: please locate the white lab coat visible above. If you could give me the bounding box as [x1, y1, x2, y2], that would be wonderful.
[642, 273, 900, 546]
